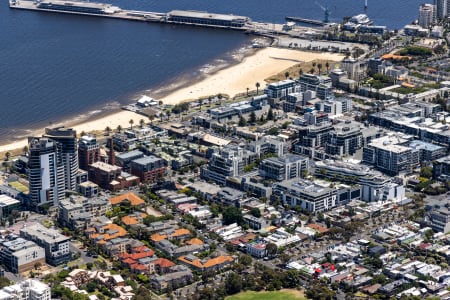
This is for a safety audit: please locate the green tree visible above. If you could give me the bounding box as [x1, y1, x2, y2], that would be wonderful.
[317, 63, 323, 75]
[267, 127, 279, 135]
[420, 166, 433, 179]
[266, 242, 277, 257]
[222, 206, 243, 225]
[85, 281, 97, 293]
[0, 277, 10, 289]
[282, 269, 301, 288]
[372, 274, 387, 284]
[267, 108, 274, 120]
[238, 116, 247, 127]
[255, 82, 261, 94]
[225, 273, 242, 295]
[238, 254, 253, 266]
[305, 283, 335, 300]
[280, 252, 291, 264]
[259, 114, 265, 123]
[249, 111, 257, 124]
[250, 207, 261, 218]
[133, 286, 152, 300]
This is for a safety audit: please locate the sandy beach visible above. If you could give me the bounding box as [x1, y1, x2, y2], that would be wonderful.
[0, 47, 343, 155]
[163, 47, 344, 104]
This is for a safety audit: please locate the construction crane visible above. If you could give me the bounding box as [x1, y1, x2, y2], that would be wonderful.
[315, 1, 330, 23]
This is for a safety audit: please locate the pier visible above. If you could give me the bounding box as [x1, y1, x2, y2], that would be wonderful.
[9, 0, 327, 38]
[285, 16, 326, 26]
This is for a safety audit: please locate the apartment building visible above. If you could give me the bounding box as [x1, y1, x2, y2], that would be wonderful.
[0, 237, 45, 274]
[201, 145, 256, 185]
[78, 135, 100, 171]
[258, 154, 309, 181]
[130, 156, 166, 183]
[0, 279, 50, 300]
[362, 134, 419, 176]
[273, 179, 338, 212]
[20, 224, 71, 266]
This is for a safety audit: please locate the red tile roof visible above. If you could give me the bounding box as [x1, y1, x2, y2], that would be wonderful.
[130, 263, 147, 271]
[109, 192, 145, 206]
[153, 258, 175, 268]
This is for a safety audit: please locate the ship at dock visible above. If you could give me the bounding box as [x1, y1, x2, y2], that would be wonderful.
[342, 14, 376, 32]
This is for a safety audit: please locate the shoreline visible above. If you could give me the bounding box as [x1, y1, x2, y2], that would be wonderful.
[0, 38, 262, 150]
[0, 46, 343, 155]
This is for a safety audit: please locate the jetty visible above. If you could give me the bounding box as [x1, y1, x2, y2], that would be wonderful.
[9, 0, 326, 38]
[285, 16, 326, 26]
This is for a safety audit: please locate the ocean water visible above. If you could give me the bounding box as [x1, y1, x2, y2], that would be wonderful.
[0, 0, 424, 142]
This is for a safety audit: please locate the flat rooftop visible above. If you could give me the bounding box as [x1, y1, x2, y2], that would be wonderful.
[20, 223, 69, 243]
[0, 195, 20, 207]
[168, 10, 249, 22]
[368, 134, 411, 153]
[276, 178, 334, 196]
[90, 161, 121, 172]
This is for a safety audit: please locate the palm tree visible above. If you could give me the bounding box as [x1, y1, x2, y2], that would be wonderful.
[312, 62, 316, 68]
[217, 94, 223, 106]
[246, 87, 249, 96]
[23, 145, 28, 156]
[317, 63, 323, 75]
[105, 126, 111, 136]
[4, 152, 10, 161]
[117, 125, 122, 133]
[284, 71, 290, 79]
[139, 119, 145, 128]
[255, 82, 260, 94]
[129, 119, 134, 130]
[149, 115, 155, 124]
[299, 68, 303, 78]
[310, 68, 315, 74]
[325, 61, 330, 74]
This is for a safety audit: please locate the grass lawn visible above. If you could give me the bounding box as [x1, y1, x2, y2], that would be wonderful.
[226, 289, 307, 300]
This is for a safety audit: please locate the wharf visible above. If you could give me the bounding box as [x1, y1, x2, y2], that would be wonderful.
[285, 16, 326, 26]
[9, 0, 326, 38]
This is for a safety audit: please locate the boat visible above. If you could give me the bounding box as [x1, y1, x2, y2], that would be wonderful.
[349, 14, 373, 25]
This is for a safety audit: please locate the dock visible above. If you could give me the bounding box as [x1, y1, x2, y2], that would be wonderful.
[9, 0, 252, 31]
[285, 16, 326, 26]
[9, 0, 327, 38]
